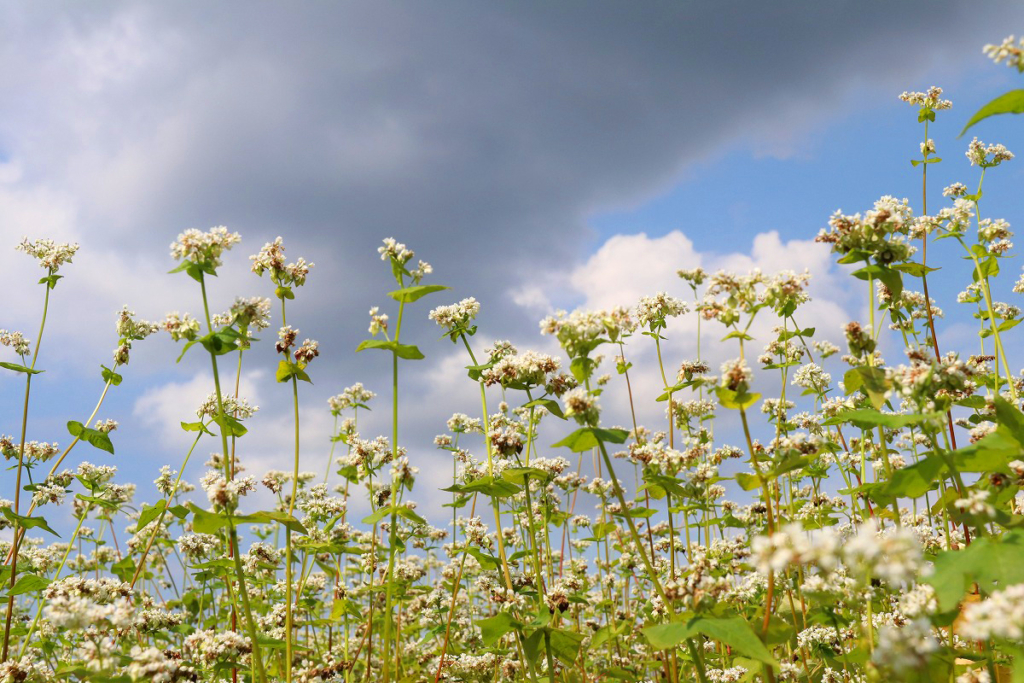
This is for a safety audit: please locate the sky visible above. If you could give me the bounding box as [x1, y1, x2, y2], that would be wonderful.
[1, 1, 1024, 531]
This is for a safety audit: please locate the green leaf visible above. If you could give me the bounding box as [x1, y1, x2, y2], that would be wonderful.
[211, 413, 248, 438]
[522, 398, 566, 419]
[552, 427, 630, 453]
[0, 507, 59, 537]
[188, 503, 227, 534]
[99, 364, 123, 386]
[181, 420, 214, 436]
[187, 503, 307, 535]
[927, 529, 1024, 611]
[852, 264, 902, 300]
[569, 357, 596, 383]
[643, 616, 776, 668]
[591, 620, 629, 649]
[0, 362, 43, 375]
[239, 510, 307, 535]
[137, 500, 168, 530]
[38, 274, 63, 289]
[276, 359, 313, 384]
[593, 521, 618, 541]
[824, 409, 939, 430]
[956, 395, 988, 410]
[67, 420, 114, 454]
[197, 330, 239, 357]
[864, 455, 945, 506]
[387, 284, 450, 303]
[477, 611, 518, 646]
[643, 621, 696, 649]
[893, 262, 940, 277]
[169, 259, 216, 283]
[355, 339, 425, 360]
[960, 89, 1024, 137]
[735, 472, 763, 492]
[953, 425, 1022, 473]
[175, 338, 200, 363]
[523, 628, 545, 668]
[362, 506, 391, 526]
[501, 466, 552, 485]
[694, 616, 777, 667]
[455, 475, 522, 498]
[111, 556, 137, 582]
[994, 396, 1024, 443]
[548, 628, 585, 665]
[455, 546, 501, 571]
[714, 386, 761, 411]
[7, 574, 50, 596]
[843, 367, 890, 409]
[641, 473, 688, 498]
[395, 505, 426, 526]
[973, 253, 1000, 281]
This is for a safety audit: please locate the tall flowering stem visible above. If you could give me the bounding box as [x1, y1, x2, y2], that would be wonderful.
[1, 277, 50, 663]
[251, 236, 315, 682]
[359, 238, 441, 682]
[167, 227, 268, 683]
[2, 238, 78, 662]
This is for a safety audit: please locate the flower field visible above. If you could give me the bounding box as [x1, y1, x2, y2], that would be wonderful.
[4, 36, 1024, 683]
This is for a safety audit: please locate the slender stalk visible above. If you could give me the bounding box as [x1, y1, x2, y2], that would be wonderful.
[2, 276, 51, 662]
[199, 273, 268, 683]
[382, 293, 407, 683]
[282, 293, 302, 683]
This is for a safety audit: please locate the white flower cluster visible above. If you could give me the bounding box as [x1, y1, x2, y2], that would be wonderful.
[378, 237, 414, 264]
[966, 137, 1014, 168]
[959, 583, 1024, 640]
[428, 297, 480, 331]
[196, 393, 259, 419]
[872, 618, 938, 674]
[368, 307, 388, 335]
[791, 362, 831, 392]
[328, 382, 376, 414]
[718, 358, 752, 393]
[751, 523, 840, 574]
[200, 472, 257, 511]
[16, 237, 80, 271]
[984, 35, 1024, 70]
[483, 350, 560, 388]
[250, 236, 314, 286]
[540, 307, 634, 353]
[169, 226, 240, 267]
[213, 296, 273, 331]
[162, 311, 201, 342]
[752, 519, 922, 585]
[635, 292, 688, 329]
[562, 387, 600, 426]
[126, 645, 195, 683]
[898, 86, 952, 110]
[0, 329, 30, 356]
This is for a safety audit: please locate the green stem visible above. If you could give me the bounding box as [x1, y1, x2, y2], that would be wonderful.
[2, 275, 51, 663]
[382, 292, 407, 683]
[199, 273, 268, 683]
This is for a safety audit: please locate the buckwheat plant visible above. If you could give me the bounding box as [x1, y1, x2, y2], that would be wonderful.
[5, 36, 1024, 683]
[252, 235, 318, 683]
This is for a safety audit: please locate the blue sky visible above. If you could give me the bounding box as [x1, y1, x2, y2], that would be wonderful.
[2, 3, 1024, 532]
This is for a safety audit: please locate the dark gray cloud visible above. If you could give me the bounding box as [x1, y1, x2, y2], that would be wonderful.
[1, 1, 1022, 519]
